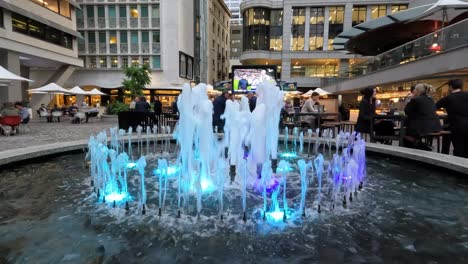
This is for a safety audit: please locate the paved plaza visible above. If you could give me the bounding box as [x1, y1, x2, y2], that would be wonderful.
[0, 118, 116, 151]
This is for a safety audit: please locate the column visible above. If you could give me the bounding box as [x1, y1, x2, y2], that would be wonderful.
[281, 58, 291, 80]
[343, 3, 353, 31]
[0, 50, 22, 105]
[304, 7, 311, 51]
[366, 5, 372, 22]
[323, 7, 330, 51]
[282, 4, 292, 52]
[387, 5, 393, 16]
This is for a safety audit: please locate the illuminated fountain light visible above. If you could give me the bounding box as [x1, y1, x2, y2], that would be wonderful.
[153, 165, 181, 176]
[280, 152, 298, 159]
[105, 192, 127, 202]
[276, 166, 294, 173]
[266, 210, 285, 222]
[126, 162, 137, 169]
[200, 178, 216, 193]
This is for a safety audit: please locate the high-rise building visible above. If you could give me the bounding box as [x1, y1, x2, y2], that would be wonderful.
[240, 0, 409, 90]
[0, 0, 83, 106]
[61, 0, 194, 106]
[224, 0, 242, 24]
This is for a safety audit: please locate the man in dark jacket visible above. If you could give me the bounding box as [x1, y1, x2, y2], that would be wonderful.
[135, 96, 150, 112]
[153, 96, 162, 115]
[436, 79, 468, 158]
[213, 91, 229, 132]
[247, 92, 256, 112]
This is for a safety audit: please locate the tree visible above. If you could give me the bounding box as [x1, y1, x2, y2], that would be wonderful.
[122, 64, 152, 98]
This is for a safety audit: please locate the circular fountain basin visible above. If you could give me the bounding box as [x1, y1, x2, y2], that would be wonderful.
[0, 147, 467, 263]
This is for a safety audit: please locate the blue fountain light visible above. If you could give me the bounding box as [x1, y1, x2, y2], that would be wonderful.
[126, 162, 137, 169]
[277, 166, 294, 173]
[106, 192, 127, 202]
[280, 152, 297, 159]
[201, 178, 216, 193]
[153, 165, 181, 176]
[266, 210, 285, 222]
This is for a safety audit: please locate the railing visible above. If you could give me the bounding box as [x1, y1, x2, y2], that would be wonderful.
[108, 19, 117, 29]
[87, 18, 95, 28]
[99, 43, 107, 54]
[152, 43, 160, 53]
[151, 18, 160, 27]
[345, 19, 468, 78]
[98, 18, 106, 28]
[141, 43, 150, 54]
[141, 18, 149, 28]
[88, 44, 96, 54]
[109, 44, 117, 54]
[120, 43, 128, 53]
[78, 43, 86, 53]
[130, 18, 138, 28]
[77, 18, 84, 28]
[131, 44, 139, 53]
[119, 18, 127, 28]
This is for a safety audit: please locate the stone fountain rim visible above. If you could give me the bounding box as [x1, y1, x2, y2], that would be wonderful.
[0, 135, 466, 175]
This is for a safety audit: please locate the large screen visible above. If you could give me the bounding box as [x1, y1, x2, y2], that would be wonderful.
[232, 66, 277, 93]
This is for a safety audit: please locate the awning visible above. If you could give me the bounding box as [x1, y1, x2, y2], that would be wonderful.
[0, 2, 83, 39]
[333, 0, 468, 51]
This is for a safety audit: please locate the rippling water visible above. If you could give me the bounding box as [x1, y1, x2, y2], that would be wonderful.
[0, 152, 467, 263]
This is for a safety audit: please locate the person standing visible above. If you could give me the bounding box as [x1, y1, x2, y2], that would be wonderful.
[14, 102, 30, 124]
[246, 92, 256, 112]
[153, 96, 162, 115]
[213, 91, 229, 132]
[355, 87, 376, 137]
[436, 79, 468, 158]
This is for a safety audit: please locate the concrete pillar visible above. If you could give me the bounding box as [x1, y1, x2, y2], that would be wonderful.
[282, 3, 292, 52]
[343, 3, 353, 31]
[0, 50, 22, 105]
[323, 7, 330, 51]
[304, 7, 311, 51]
[281, 58, 291, 80]
[366, 5, 372, 22]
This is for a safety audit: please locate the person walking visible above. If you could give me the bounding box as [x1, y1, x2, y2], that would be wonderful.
[436, 79, 468, 158]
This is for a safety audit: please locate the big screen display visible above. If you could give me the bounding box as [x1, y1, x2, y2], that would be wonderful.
[232, 66, 277, 93]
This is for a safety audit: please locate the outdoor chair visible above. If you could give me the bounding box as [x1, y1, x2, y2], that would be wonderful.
[0, 116, 21, 136]
[39, 111, 50, 122]
[52, 111, 63, 122]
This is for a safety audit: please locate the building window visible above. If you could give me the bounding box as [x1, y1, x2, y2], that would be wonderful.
[328, 6, 344, 50]
[152, 55, 161, 69]
[99, 56, 107, 68]
[89, 57, 97, 68]
[88, 31, 96, 43]
[291, 62, 338, 78]
[371, 5, 387, 19]
[392, 5, 408, 14]
[242, 8, 271, 51]
[309, 7, 324, 51]
[122, 57, 129, 67]
[270, 9, 283, 51]
[141, 5, 148, 18]
[179, 52, 193, 79]
[119, 5, 127, 18]
[120, 31, 127, 43]
[11, 12, 72, 49]
[142, 57, 150, 66]
[109, 31, 117, 44]
[291, 8, 305, 51]
[130, 6, 139, 18]
[87, 5, 94, 18]
[31, 0, 71, 18]
[352, 6, 366, 26]
[131, 57, 139, 66]
[111, 57, 118, 68]
[232, 39, 241, 44]
[142, 31, 149, 43]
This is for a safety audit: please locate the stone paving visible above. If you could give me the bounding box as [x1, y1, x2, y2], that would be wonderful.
[0, 117, 116, 151]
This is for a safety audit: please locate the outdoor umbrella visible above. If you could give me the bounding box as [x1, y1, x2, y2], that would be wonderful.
[0, 65, 33, 82]
[303, 90, 314, 96]
[407, 0, 468, 25]
[314, 88, 332, 96]
[30, 82, 70, 94]
[68, 86, 88, 95]
[85, 88, 107, 96]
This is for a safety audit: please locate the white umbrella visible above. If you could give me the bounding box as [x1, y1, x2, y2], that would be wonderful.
[303, 89, 314, 96]
[30, 82, 70, 94]
[68, 86, 88, 95]
[0, 65, 33, 82]
[85, 88, 107, 96]
[314, 88, 332, 96]
[407, 0, 468, 24]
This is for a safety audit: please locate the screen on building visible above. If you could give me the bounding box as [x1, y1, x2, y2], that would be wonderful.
[232, 66, 277, 93]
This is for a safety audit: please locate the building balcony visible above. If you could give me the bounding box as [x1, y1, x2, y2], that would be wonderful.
[152, 43, 160, 53]
[130, 18, 138, 28]
[88, 44, 96, 54]
[109, 44, 117, 54]
[119, 18, 127, 28]
[151, 18, 160, 27]
[87, 18, 95, 28]
[99, 43, 107, 54]
[109, 19, 117, 29]
[131, 45, 139, 54]
[120, 43, 128, 53]
[98, 18, 106, 28]
[141, 43, 150, 54]
[141, 18, 149, 28]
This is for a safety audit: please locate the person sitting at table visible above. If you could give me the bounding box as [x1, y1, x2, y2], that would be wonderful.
[38, 104, 52, 122]
[51, 104, 62, 122]
[68, 103, 78, 116]
[14, 102, 30, 124]
[85, 105, 100, 123]
[1, 102, 19, 116]
[436, 79, 468, 158]
[404, 83, 441, 150]
[356, 87, 376, 138]
[300, 92, 320, 129]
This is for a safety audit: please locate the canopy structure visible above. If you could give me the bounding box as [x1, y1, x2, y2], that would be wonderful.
[85, 88, 107, 96]
[30, 83, 70, 94]
[314, 88, 332, 96]
[333, 0, 468, 54]
[0, 66, 33, 82]
[68, 86, 88, 95]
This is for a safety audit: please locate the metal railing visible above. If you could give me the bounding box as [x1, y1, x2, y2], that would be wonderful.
[130, 18, 138, 28]
[99, 43, 107, 54]
[345, 19, 468, 78]
[141, 43, 150, 54]
[141, 18, 149, 28]
[152, 43, 160, 53]
[131, 44, 139, 53]
[98, 18, 106, 28]
[109, 44, 117, 54]
[119, 18, 127, 28]
[77, 18, 84, 28]
[108, 19, 117, 28]
[88, 44, 96, 54]
[87, 18, 95, 28]
[120, 43, 128, 53]
[151, 18, 160, 27]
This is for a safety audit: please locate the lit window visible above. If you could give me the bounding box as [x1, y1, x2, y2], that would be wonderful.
[89, 57, 97, 68]
[130, 6, 139, 18]
[142, 57, 150, 66]
[111, 57, 118, 68]
[352, 6, 366, 26]
[392, 5, 408, 14]
[99, 56, 107, 68]
[122, 57, 129, 67]
[371, 5, 387, 19]
[309, 7, 324, 51]
[132, 57, 139, 66]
